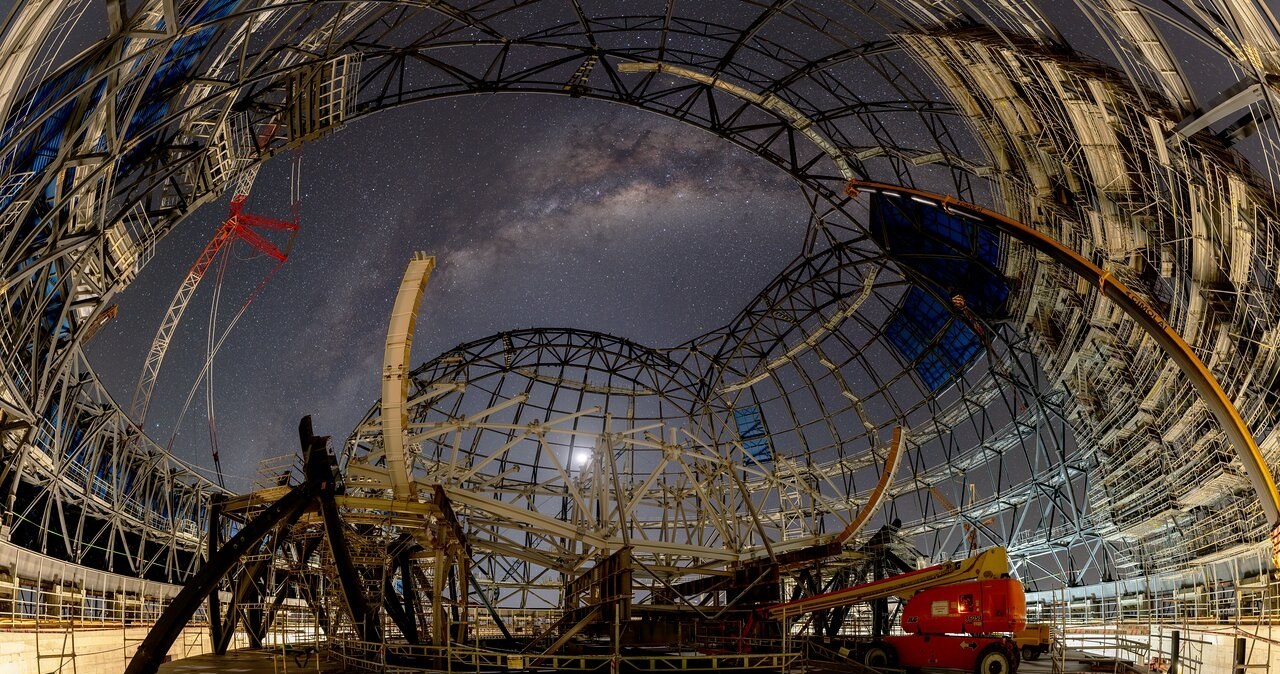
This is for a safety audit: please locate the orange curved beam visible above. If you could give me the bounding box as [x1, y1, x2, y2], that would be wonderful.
[835, 426, 903, 544]
[848, 179, 1280, 527]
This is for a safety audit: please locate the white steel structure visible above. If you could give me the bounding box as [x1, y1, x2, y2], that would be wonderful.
[2, 0, 1280, 671]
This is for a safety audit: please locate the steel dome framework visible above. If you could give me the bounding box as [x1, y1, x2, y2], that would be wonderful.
[340, 239, 1090, 607]
[1, 0, 1280, 662]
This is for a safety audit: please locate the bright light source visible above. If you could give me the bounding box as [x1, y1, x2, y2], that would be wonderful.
[572, 449, 592, 467]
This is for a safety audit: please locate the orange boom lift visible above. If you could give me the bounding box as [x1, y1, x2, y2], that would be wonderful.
[765, 547, 1026, 673]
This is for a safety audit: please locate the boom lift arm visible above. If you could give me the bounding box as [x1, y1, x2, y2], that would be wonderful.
[765, 546, 1011, 619]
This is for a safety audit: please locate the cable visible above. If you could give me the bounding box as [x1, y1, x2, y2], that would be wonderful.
[206, 246, 232, 489]
[164, 252, 287, 472]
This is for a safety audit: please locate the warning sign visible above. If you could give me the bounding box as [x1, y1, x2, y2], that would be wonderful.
[931, 600, 950, 616]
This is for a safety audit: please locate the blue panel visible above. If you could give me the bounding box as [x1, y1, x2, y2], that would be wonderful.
[0, 65, 105, 256]
[0, 0, 242, 246]
[871, 193, 1009, 318]
[742, 437, 771, 462]
[41, 260, 68, 338]
[733, 406, 765, 438]
[733, 405, 773, 463]
[885, 288, 982, 390]
[123, 0, 243, 151]
[0, 64, 94, 219]
[873, 194, 1011, 391]
[1, 61, 91, 138]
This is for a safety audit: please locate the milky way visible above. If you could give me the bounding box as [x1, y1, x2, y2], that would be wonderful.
[88, 95, 810, 488]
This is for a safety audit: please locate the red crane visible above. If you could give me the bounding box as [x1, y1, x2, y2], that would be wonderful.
[132, 126, 299, 487]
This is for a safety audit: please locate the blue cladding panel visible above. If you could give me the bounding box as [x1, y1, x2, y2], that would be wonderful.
[0, 0, 241, 188]
[742, 438, 771, 463]
[733, 406, 772, 463]
[872, 194, 1009, 317]
[0, 65, 94, 216]
[124, 0, 242, 145]
[734, 406, 765, 438]
[885, 288, 983, 390]
[873, 194, 1010, 391]
[915, 350, 951, 391]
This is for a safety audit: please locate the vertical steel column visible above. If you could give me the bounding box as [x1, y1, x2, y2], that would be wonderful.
[455, 553, 469, 643]
[433, 549, 446, 646]
[208, 494, 224, 653]
[303, 417, 383, 645]
[400, 549, 420, 643]
[295, 537, 331, 634]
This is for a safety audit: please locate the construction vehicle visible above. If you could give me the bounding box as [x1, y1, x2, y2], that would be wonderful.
[766, 546, 1026, 674]
[1013, 623, 1052, 660]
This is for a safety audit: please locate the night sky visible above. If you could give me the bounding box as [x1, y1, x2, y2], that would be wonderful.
[87, 95, 808, 489]
[74, 2, 1246, 495]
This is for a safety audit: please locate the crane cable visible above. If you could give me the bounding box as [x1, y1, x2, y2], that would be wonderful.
[205, 245, 233, 488]
[162, 253, 290, 463]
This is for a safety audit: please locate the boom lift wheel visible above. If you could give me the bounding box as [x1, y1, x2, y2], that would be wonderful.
[1021, 645, 1039, 661]
[863, 642, 897, 669]
[974, 645, 1014, 674]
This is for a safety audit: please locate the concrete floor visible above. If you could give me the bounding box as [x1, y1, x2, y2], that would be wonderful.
[1017, 648, 1144, 673]
[157, 648, 347, 674]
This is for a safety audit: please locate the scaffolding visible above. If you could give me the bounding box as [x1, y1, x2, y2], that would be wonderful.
[1030, 548, 1280, 672]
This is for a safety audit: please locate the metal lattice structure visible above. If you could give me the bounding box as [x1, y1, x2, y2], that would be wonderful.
[2, 0, 1280, 659]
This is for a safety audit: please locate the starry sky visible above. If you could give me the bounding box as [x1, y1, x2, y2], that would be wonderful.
[74, 1, 1249, 496]
[87, 95, 809, 489]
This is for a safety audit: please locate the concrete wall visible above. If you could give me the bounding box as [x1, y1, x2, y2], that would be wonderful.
[0, 626, 247, 674]
[1195, 630, 1280, 672]
[1065, 624, 1280, 673]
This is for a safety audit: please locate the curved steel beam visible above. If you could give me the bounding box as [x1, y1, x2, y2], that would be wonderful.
[834, 426, 903, 544]
[382, 252, 436, 499]
[847, 179, 1280, 527]
[617, 60, 855, 180]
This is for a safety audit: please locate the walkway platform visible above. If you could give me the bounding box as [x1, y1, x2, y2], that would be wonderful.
[155, 645, 1153, 674]
[1018, 648, 1148, 673]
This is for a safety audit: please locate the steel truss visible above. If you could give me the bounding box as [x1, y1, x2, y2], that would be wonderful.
[0, 0, 1277, 600]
